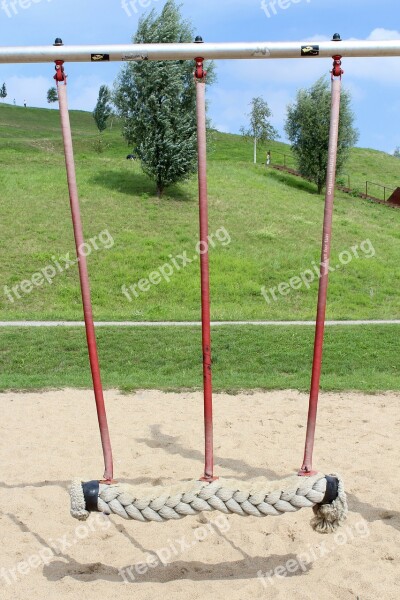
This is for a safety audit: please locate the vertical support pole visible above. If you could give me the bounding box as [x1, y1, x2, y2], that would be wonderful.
[299, 59, 343, 476]
[56, 77, 113, 482]
[194, 54, 215, 482]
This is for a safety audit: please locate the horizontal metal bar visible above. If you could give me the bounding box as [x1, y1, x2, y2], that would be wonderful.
[366, 181, 395, 191]
[0, 40, 400, 64]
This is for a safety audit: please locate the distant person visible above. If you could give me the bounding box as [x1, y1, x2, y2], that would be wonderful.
[24, 100, 27, 108]
[13, 99, 16, 106]
[266, 150, 271, 167]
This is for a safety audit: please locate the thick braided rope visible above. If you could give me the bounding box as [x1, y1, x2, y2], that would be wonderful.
[71, 473, 336, 523]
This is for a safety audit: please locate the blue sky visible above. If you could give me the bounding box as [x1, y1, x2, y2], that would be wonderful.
[0, 0, 399, 153]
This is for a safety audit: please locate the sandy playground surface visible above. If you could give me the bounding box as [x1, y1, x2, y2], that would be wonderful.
[0, 388, 399, 600]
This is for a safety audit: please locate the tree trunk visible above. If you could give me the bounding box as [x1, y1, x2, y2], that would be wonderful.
[254, 137, 257, 164]
[157, 183, 164, 198]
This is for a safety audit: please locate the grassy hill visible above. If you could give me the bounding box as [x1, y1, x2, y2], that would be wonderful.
[0, 102, 399, 391]
[212, 130, 400, 193]
[0, 102, 399, 321]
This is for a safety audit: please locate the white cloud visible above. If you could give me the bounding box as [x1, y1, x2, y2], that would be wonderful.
[208, 85, 290, 137]
[213, 123, 230, 134]
[207, 27, 400, 152]
[213, 58, 329, 88]
[367, 28, 400, 41]
[215, 27, 400, 88]
[4, 76, 50, 108]
[67, 75, 113, 111]
[343, 28, 400, 84]
[2, 74, 113, 111]
[302, 34, 331, 43]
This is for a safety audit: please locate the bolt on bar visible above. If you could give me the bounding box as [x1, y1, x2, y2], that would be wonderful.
[0, 40, 400, 63]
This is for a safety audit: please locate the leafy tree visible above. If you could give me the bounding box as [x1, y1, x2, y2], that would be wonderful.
[394, 147, 400, 158]
[47, 87, 58, 103]
[0, 83, 7, 101]
[285, 76, 358, 194]
[93, 85, 113, 132]
[113, 0, 214, 197]
[240, 97, 279, 164]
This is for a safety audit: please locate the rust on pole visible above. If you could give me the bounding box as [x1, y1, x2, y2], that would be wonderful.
[194, 50, 216, 482]
[299, 54, 343, 476]
[56, 71, 114, 482]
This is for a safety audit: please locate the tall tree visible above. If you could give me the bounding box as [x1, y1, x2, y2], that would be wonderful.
[0, 83, 7, 101]
[394, 147, 400, 158]
[47, 87, 58, 103]
[285, 76, 358, 193]
[113, 0, 214, 197]
[93, 85, 113, 132]
[240, 97, 279, 164]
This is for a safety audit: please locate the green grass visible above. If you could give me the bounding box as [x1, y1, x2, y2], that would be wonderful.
[0, 326, 398, 392]
[346, 148, 400, 195]
[0, 102, 399, 392]
[212, 130, 400, 197]
[0, 103, 399, 322]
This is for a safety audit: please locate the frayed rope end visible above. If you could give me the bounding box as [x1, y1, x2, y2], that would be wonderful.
[311, 475, 348, 534]
[69, 479, 90, 521]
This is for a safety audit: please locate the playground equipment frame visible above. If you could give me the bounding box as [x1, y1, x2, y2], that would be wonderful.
[0, 39, 400, 64]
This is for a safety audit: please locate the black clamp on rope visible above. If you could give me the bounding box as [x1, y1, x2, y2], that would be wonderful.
[82, 480, 100, 512]
[320, 475, 339, 505]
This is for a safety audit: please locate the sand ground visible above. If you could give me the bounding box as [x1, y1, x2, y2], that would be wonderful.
[0, 389, 399, 600]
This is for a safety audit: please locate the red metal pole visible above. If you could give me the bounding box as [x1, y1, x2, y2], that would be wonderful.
[195, 62, 215, 482]
[57, 79, 114, 482]
[299, 63, 342, 476]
